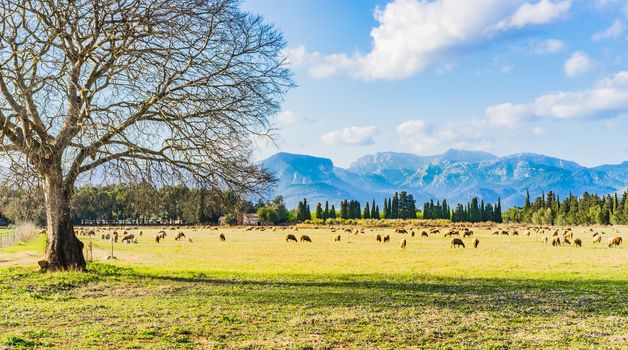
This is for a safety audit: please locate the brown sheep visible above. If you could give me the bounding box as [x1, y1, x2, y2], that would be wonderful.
[175, 232, 186, 241]
[492, 230, 499, 235]
[551, 236, 561, 246]
[286, 234, 298, 242]
[451, 238, 465, 248]
[463, 231, 473, 237]
[334, 234, 341, 242]
[395, 228, 408, 234]
[158, 230, 167, 238]
[421, 231, 429, 237]
[592, 235, 602, 244]
[472, 238, 479, 248]
[574, 238, 582, 247]
[219, 233, 226, 241]
[376, 234, 382, 242]
[608, 236, 623, 248]
[300, 235, 312, 243]
[400, 239, 407, 249]
[120, 233, 135, 243]
[383, 235, 390, 243]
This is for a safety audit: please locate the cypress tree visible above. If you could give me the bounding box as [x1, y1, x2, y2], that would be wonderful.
[315, 203, 323, 220]
[383, 199, 388, 219]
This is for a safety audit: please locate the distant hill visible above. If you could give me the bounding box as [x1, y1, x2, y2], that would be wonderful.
[260, 150, 628, 209]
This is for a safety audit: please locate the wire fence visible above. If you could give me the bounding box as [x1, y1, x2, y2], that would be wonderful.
[0, 227, 18, 249]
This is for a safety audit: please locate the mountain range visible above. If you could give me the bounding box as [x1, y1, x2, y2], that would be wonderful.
[260, 150, 628, 209]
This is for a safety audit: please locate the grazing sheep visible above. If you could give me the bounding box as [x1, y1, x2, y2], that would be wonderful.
[574, 238, 582, 247]
[158, 230, 167, 238]
[376, 234, 382, 242]
[472, 238, 479, 248]
[286, 234, 298, 242]
[421, 231, 429, 237]
[219, 233, 226, 241]
[501, 230, 509, 236]
[463, 231, 473, 237]
[120, 233, 135, 243]
[383, 235, 390, 243]
[175, 232, 186, 241]
[334, 234, 341, 242]
[300, 235, 312, 243]
[492, 230, 499, 235]
[395, 228, 408, 234]
[551, 236, 561, 246]
[154, 234, 161, 243]
[608, 236, 623, 248]
[451, 238, 465, 248]
[400, 239, 407, 249]
[592, 235, 602, 244]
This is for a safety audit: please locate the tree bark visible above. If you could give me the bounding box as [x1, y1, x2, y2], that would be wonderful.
[42, 171, 86, 271]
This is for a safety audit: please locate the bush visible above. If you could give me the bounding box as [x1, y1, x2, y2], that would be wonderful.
[15, 222, 38, 242]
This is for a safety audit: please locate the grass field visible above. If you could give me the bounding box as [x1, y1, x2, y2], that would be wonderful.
[0, 225, 626, 349]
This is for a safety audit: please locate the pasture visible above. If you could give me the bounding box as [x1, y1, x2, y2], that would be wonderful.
[1, 225, 626, 349]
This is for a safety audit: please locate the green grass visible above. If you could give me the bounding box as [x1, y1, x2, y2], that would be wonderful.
[0, 226, 626, 349]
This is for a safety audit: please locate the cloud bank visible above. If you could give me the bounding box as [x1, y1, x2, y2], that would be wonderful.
[284, 0, 572, 80]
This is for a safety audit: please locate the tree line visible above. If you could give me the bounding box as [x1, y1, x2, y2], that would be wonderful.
[0, 184, 259, 226]
[503, 190, 628, 225]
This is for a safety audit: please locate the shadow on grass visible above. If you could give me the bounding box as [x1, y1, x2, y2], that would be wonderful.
[78, 263, 628, 317]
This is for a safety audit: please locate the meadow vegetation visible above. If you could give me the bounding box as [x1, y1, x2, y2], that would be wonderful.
[0, 225, 626, 349]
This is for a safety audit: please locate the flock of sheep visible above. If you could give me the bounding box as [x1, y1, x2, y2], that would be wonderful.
[76, 223, 624, 251]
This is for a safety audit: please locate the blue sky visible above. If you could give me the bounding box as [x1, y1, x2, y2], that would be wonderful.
[243, 0, 628, 168]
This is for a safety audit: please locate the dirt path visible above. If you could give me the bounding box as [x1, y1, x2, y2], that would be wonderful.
[0, 251, 41, 267]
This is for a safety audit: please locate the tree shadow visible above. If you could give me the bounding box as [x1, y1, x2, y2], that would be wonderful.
[90, 264, 627, 317]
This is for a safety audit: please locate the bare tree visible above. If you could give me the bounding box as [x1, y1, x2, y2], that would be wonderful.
[0, 0, 291, 271]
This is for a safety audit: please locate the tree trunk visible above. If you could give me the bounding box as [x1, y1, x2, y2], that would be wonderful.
[42, 171, 86, 271]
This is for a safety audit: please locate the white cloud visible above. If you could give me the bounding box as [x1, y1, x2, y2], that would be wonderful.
[494, 0, 571, 30]
[396, 71, 628, 153]
[592, 19, 624, 40]
[487, 70, 628, 121]
[594, 0, 628, 18]
[396, 119, 492, 154]
[321, 126, 377, 146]
[276, 110, 314, 125]
[564, 52, 592, 77]
[532, 127, 545, 136]
[281, 46, 353, 79]
[530, 38, 566, 54]
[285, 0, 572, 81]
[485, 103, 532, 128]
